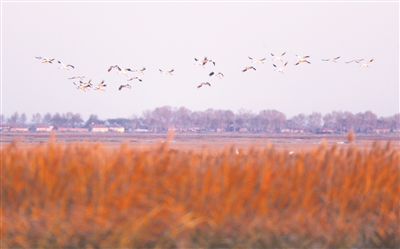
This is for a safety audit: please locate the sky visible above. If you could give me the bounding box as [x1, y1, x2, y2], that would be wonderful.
[2, 1, 399, 121]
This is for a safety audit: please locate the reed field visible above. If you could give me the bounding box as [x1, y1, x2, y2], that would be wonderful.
[2, 132, 399, 248]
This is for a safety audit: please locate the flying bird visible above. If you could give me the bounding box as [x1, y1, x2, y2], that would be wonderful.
[321, 56, 340, 63]
[294, 55, 311, 65]
[242, 66, 256, 72]
[68, 76, 85, 80]
[345, 59, 364, 64]
[127, 76, 143, 82]
[209, 71, 224, 79]
[360, 59, 374, 67]
[248, 56, 266, 64]
[134, 67, 146, 74]
[73, 80, 92, 92]
[194, 57, 216, 67]
[197, 82, 211, 88]
[159, 69, 174, 75]
[35, 56, 55, 64]
[58, 61, 75, 70]
[108, 65, 133, 76]
[271, 52, 286, 62]
[94, 80, 107, 91]
[119, 84, 132, 90]
[273, 62, 288, 74]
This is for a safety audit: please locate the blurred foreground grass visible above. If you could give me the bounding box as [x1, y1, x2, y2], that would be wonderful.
[2, 134, 399, 248]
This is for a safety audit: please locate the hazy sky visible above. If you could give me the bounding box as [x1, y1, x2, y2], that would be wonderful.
[2, 1, 399, 120]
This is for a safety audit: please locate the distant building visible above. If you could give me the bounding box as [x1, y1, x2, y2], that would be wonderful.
[90, 124, 108, 132]
[281, 129, 304, 133]
[0, 123, 15, 132]
[10, 126, 29, 132]
[56, 127, 89, 132]
[34, 125, 54, 132]
[108, 125, 125, 133]
[373, 128, 391, 134]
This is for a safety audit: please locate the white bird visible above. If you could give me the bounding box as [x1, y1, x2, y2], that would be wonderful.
[127, 76, 143, 82]
[242, 66, 256, 72]
[159, 69, 174, 75]
[209, 71, 224, 79]
[248, 56, 266, 64]
[118, 84, 131, 90]
[322, 56, 340, 63]
[68, 76, 85, 80]
[359, 59, 374, 67]
[345, 59, 364, 64]
[58, 60, 75, 70]
[134, 67, 146, 74]
[294, 55, 311, 65]
[94, 80, 107, 91]
[194, 57, 216, 67]
[108, 65, 133, 77]
[197, 82, 211, 88]
[271, 52, 286, 62]
[35, 56, 55, 64]
[73, 80, 92, 92]
[273, 62, 288, 74]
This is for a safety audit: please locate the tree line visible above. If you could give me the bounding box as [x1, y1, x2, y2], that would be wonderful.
[2, 107, 399, 133]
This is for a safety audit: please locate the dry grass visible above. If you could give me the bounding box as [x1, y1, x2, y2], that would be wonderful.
[2, 133, 399, 248]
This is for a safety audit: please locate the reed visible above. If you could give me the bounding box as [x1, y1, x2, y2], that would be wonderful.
[2, 135, 399, 248]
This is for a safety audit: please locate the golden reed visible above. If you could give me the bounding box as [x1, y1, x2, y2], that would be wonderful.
[2, 134, 399, 248]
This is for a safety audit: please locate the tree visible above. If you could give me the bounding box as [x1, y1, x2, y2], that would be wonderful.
[173, 106, 191, 131]
[8, 112, 19, 124]
[0, 114, 6, 124]
[85, 114, 104, 127]
[307, 112, 322, 132]
[236, 109, 254, 131]
[291, 113, 307, 130]
[42, 113, 52, 125]
[323, 113, 334, 129]
[31, 113, 42, 124]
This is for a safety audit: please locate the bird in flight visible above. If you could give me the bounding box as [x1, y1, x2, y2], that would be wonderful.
[321, 56, 340, 63]
[248, 56, 266, 64]
[159, 69, 174, 75]
[134, 67, 146, 74]
[242, 66, 256, 72]
[35, 56, 55, 64]
[58, 60, 75, 70]
[94, 80, 107, 91]
[68, 76, 85, 80]
[119, 84, 132, 90]
[73, 80, 92, 92]
[127, 76, 143, 82]
[273, 62, 288, 74]
[294, 55, 311, 65]
[194, 57, 216, 67]
[271, 52, 286, 62]
[359, 59, 374, 67]
[345, 59, 364, 64]
[197, 82, 211, 88]
[209, 71, 224, 79]
[108, 65, 134, 76]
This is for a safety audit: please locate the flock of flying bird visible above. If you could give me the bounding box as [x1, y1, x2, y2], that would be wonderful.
[35, 53, 374, 91]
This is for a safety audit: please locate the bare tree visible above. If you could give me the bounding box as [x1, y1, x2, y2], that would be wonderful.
[291, 113, 307, 130]
[31, 113, 42, 124]
[307, 112, 322, 132]
[323, 113, 334, 129]
[8, 112, 19, 124]
[42, 113, 52, 125]
[0, 114, 6, 124]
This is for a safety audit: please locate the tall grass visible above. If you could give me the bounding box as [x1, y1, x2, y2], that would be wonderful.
[2, 134, 399, 248]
